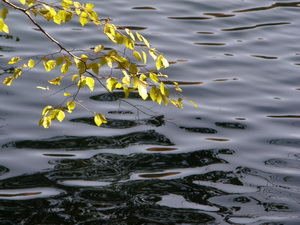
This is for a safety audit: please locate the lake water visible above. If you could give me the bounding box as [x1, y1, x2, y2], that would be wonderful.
[1, 0, 300, 224]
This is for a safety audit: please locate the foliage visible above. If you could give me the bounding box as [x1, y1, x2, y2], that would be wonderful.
[0, 0, 196, 128]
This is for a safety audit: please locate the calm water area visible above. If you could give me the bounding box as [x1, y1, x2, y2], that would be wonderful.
[1, 0, 300, 224]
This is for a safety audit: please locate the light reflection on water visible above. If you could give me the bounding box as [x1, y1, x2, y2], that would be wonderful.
[1, 0, 300, 224]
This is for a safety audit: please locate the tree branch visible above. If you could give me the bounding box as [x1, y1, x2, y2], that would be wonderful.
[2, 0, 78, 59]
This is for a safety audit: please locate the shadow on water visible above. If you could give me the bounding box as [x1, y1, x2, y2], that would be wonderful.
[3, 130, 173, 150]
[70, 115, 165, 128]
[0, 148, 236, 224]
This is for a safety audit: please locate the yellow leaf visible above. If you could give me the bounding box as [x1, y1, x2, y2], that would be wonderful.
[42, 105, 54, 116]
[79, 12, 89, 26]
[42, 117, 52, 128]
[138, 83, 148, 100]
[106, 77, 118, 92]
[19, 0, 26, 5]
[77, 79, 86, 88]
[44, 60, 56, 72]
[94, 45, 104, 53]
[150, 86, 159, 101]
[161, 55, 169, 68]
[13, 68, 22, 78]
[8, 57, 21, 64]
[28, 59, 35, 68]
[67, 101, 76, 112]
[136, 32, 143, 41]
[156, 56, 163, 70]
[37, 86, 50, 90]
[85, 77, 95, 91]
[149, 50, 157, 60]
[149, 72, 159, 83]
[72, 74, 79, 81]
[3, 76, 14, 86]
[142, 51, 147, 64]
[125, 28, 135, 41]
[57, 110, 65, 122]
[189, 99, 198, 108]
[133, 51, 142, 61]
[86, 3, 94, 9]
[94, 113, 107, 126]
[160, 82, 169, 97]
[64, 92, 71, 96]
[73, 2, 81, 8]
[48, 76, 63, 85]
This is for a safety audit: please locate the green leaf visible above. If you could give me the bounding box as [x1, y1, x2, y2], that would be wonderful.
[0, 8, 9, 20]
[91, 63, 100, 74]
[56, 57, 64, 66]
[94, 113, 107, 126]
[129, 63, 138, 74]
[85, 77, 95, 91]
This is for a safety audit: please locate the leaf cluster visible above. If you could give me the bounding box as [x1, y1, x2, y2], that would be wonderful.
[1, 0, 197, 128]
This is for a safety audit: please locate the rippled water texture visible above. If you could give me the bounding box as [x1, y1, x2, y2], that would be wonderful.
[1, 0, 300, 224]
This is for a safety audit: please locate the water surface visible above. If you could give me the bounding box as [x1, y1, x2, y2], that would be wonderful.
[1, 0, 300, 224]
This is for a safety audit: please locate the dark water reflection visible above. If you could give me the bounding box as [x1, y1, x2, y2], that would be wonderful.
[1, 0, 300, 224]
[0, 149, 233, 224]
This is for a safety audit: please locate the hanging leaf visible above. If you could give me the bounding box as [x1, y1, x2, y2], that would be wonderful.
[44, 60, 56, 72]
[106, 77, 118, 91]
[94, 113, 107, 126]
[67, 101, 76, 112]
[133, 51, 142, 61]
[94, 45, 104, 53]
[0, 8, 9, 20]
[28, 59, 35, 68]
[138, 82, 148, 100]
[8, 57, 21, 64]
[85, 77, 95, 91]
[48, 76, 63, 85]
[57, 110, 65, 122]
